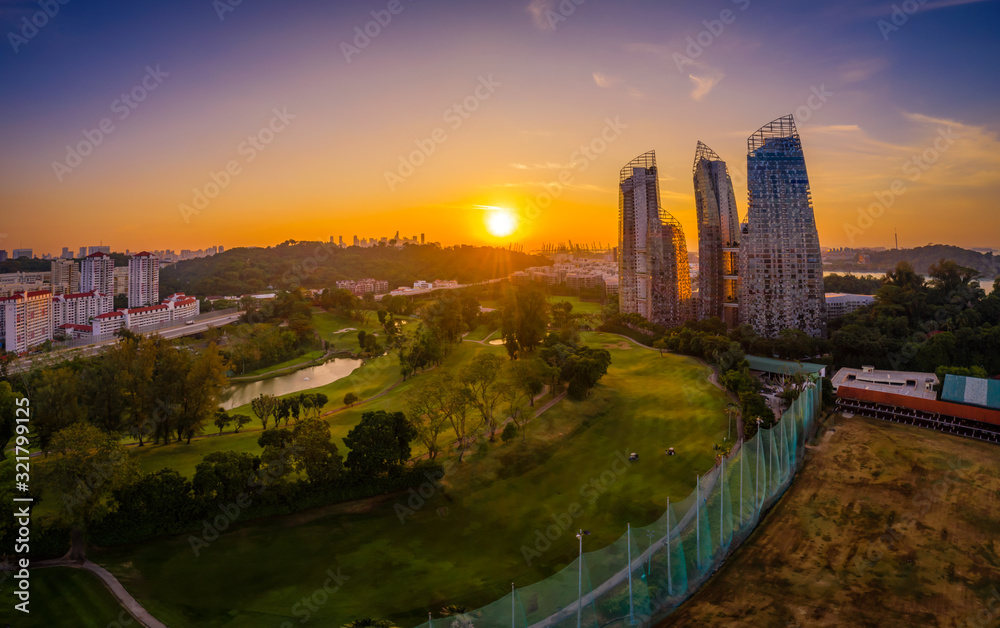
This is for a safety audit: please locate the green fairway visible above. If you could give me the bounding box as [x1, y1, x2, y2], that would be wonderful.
[546, 295, 605, 316]
[94, 333, 731, 627]
[0, 568, 131, 628]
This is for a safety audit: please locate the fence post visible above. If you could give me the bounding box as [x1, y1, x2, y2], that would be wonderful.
[696, 475, 701, 570]
[666, 496, 672, 596]
[720, 455, 725, 547]
[627, 523, 635, 625]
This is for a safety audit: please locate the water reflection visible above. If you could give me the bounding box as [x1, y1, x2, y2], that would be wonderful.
[223, 358, 363, 410]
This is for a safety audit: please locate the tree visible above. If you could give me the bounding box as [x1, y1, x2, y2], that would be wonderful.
[292, 419, 344, 485]
[175, 345, 229, 443]
[312, 393, 329, 418]
[251, 394, 278, 430]
[233, 414, 252, 433]
[461, 353, 507, 441]
[0, 382, 20, 460]
[43, 423, 139, 526]
[445, 383, 474, 462]
[33, 367, 86, 453]
[404, 375, 452, 460]
[344, 392, 359, 407]
[192, 451, 259, 503]
[501, 422, 518, 444]
[257, 428, 295, 481]
[560, 347, 612, 399]
[213, 409, 232, 435]
[342, 411, 417, 478]
[460, 293, 481, 331]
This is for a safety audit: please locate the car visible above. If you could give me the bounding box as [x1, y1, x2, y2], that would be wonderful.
[185, 320, 195, 325]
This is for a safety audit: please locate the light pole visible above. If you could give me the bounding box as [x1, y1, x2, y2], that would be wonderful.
[576, 529, 590, 628]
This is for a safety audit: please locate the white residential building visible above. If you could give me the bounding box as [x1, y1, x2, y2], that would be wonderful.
[92, 310, 126, 336]
[52, 291, 106, 327]
[128, 252, 160, 308]
[825, 293, 876, 319]
[0, 290, 53, 353]
[81, 252, 115, 313]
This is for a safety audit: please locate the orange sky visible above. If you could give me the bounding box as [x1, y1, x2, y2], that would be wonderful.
[2, 1, 999, 255]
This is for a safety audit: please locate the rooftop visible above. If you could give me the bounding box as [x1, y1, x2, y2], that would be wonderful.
[941, 375, 1000, 410]
[831, 366, 939, 400]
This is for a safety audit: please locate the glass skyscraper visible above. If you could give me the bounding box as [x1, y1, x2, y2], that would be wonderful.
[618, 151, 691, 328]
[739, 115, 826, 338]
[693, 142, 740, 326]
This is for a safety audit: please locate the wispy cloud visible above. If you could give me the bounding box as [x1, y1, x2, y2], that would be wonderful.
[689, 73, 723, 100]
[838, 57, 888, 84]
[526, 0, 554, 30]
[592, 72, 617, 88]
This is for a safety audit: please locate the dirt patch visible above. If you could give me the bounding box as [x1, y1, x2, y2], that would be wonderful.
[662, 415, 1000, 627]
[604, 341, 633, 351]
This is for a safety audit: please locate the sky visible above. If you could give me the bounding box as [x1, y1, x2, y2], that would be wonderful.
[1, 0, 999, 256]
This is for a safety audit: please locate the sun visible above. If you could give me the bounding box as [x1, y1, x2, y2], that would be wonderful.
[483, 207, 519, 238]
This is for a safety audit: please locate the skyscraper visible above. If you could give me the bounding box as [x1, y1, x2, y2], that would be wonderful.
[81, 252, 114, 313]
[739, 115, 825, 338]
[128, 252, 160, 308]
[50, 259, 81, 295]
[618, 151, 691, 328]
[693, 142, 740, 326]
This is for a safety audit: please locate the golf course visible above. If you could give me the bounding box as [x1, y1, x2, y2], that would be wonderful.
[84, 325, 732, 627]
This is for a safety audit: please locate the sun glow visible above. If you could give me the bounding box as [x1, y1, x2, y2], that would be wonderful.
[482, 206, 519, 238]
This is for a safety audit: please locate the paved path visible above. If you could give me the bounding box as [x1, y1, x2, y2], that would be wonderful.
[1, 558, 167, 628]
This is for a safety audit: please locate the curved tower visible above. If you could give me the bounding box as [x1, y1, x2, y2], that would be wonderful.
[693, 142, 740, 326]
[739, 115, 825, 338]
[618, 151, 691, 328]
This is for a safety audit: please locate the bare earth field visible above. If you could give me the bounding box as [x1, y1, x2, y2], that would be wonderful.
[661, 414, 1000, 628]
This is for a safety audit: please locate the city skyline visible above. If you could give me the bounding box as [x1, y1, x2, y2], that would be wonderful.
[1, 1, 999, 255]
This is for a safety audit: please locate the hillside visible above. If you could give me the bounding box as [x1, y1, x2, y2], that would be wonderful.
[159, 241, 550, 297]
[828, 244, 1000, 278]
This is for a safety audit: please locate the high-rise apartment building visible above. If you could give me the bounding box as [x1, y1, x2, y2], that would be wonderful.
[739, 115, 826, 338]
[12, 249, 32, 259]
[50, 259, 81, 295]
[81, 252, 115, 313]
[618, 151, 692, 328]
[0, 290, 53, 353]
[128, 252, 160, 308]
[693, 142, 741, 326]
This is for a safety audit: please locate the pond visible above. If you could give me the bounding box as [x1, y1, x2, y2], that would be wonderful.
[222, 358, 363, 410]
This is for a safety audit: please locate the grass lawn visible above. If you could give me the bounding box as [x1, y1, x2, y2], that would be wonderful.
[235, 349, 325, 378]
[0, 568, 130, 628]
[94, 332, 731, 627]
[663, 415, 1000, 627]
[546, 295, 605, 316]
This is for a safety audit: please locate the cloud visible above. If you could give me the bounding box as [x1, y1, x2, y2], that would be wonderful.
[527, 0, 555, 30]
[838, 58, 888, 84]
[592, 72, 617, 88]
[689, 73, 723, 100]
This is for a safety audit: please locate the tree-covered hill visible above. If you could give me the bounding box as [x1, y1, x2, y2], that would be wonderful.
[828, 244, 1000, 278]
[160, 241, 550, 297]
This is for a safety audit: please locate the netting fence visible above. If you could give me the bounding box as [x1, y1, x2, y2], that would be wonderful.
[420, 382, 821, 628]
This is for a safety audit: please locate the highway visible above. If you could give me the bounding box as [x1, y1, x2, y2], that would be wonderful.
[10, 311, 242, 373]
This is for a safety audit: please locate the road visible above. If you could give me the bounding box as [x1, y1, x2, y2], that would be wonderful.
[10, 311, 242, 373]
